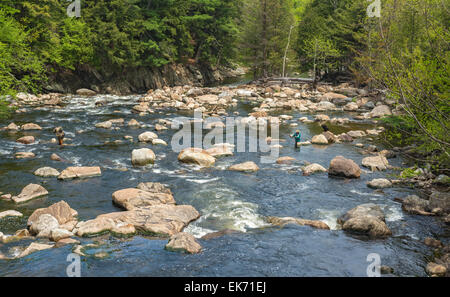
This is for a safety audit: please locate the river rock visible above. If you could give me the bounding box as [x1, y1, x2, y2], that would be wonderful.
[6, 122, 19, 131]
[338, 134, 354, 142]
[328, 156, 361, 178]
[0, 210, 23, 219]
[367, 105, 392, 118]
[12, 184, 48, 203]
[138, 131, 158, 142]
[50, 153, 63, 161]
[367, 178, 392, 189]
[21, 123, 42, 130]
[205, 145, 233, 157]
[16, 136, 35, 144]
[311, 134, 328, 145]
[424, 237, 443, 248]
[137, 182, 173, 195]
[112, 188, 175, 210]
[426, 262, 447, 277]
[34, 167, 60, 177]
[128, 118, 141, 127]
[95, 121, 112, 129]
[76, 204, 200, 237]
[267, 216, 330, 230]
[30, 214, 60, 237]
[165, 232, 202, 254]
[228, 161, 259, 172]
[346, 130, 366, 138]
[322, 131, 337, 143]
[131, 148, 156, 166]
[28, 201, 78, 228]
[152, 139, 167, 146]
[401, 195, 432, 215]
[14, 152, 35, 159]
[76, 88, 96, 96]
[58, 166, 102, 180]
[315, 114, 330, 122]
[429, 191, 450, 215]
[178, 148, 216, 167]
[362, 155, 389, 171]
[17, 242, 54, 259]
[338, 204, 391, 238]
[276, 156, 296, 165]
[50, 228, 73, 242]
[303, 163, 327, 175]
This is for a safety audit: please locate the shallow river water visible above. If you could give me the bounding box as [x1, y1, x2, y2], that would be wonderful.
[0, 91, 445, 276]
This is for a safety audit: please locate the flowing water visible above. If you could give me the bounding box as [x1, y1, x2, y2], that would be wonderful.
[0, 91, 445, 276]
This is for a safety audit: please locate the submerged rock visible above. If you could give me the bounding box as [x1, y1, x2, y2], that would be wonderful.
[21, 123, 42, 130]
[267, 216, 330, 230]
[205, 145, 233, 157]
[14, 152, 35, 159]
[17, 242, 54, 259]
[276, 156, 296, 165]
[178, 148, 216, 167]
[165, 232, 202, 254]
[58, 166, 102, 180]
[95, 121, 112, 129]
[328, 156, 361, 178]
[16, 136, 35, 144]
[12, 184, 48, 203]
[302, 163, 327, 175]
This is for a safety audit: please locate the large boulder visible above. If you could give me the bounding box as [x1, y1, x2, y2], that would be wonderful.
[138, 131, 158, 142]
[12, 184, 48, 203]
[228, 161, 259, 172]
[367, 105, 392, 118]
[362, 155, 389, 171]
[131, 148, 156, 166]
[75, 205, 200, 237]
[178, 148, 216, 167]
[322, 131, 337, 144]
[328, 156, 361, 178]
[14, 152, 35, 159]
[58, 166, 102, 180]
[112, 188, 175, 210]
[429, 191, 450, 215]
[401, 195, 432, 215]
[34, 167, 60, 177]
[29, 214, 60, 237]
[338, 204, 391, 238]
[165, 232, 202, 254]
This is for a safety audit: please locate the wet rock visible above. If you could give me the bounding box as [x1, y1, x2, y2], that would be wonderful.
[338, 204, 391, 238]
[138, 131, 158, 142]
[30, 214, 60, 237]
[429, 191, 450, 215]
[346, 130, 366, 138]
[315, 114, 330, 122]
[302, 163, 327, 175]
[424, 237, 443, 248]
[1, 194, 12, 200]
[380, 266, 394, 274]
[137, 182, 173, 195]
[14, 152, 35, 159]
[201, 229, 241, 240]
[76, 88, 96, 96]
[228, 161, 259, 172]
[338, 134, 353, 142]
[76, 204, 200, 237]
[54, 238, 80, 248]
[58, 166, 102, 180]
[131, 148, 156, 166]
[379, 149, 396, 159]
[21, 123, 42, 130]
[367, 178, 392, 189]
[205, 145, 233, 157]
[426, 262, 447, 277]
[12, 183, 48, 203]
[322, 131, 337, 144]
[17, 242, 54, 258]
[165, 232, 202, 254]
[311, 134, 328, 145]
[95, 121, 112, 129]
[267, 216, 330, 230]
[0, 210, 23, 219]
[401, 195, 432, 215]
[112, 188, 175, 210]
[34, 167, 60, 177]
[328, 156, 361, 178]
[152, 139, 167, 146]
[276, 156, 296, 165]
[50, 153, 63, 161]
[50, 228, 73, 242]
[28, 201, 78, 228]
[178, 148, 216, 167]
[16, 136, 35, 144]
[6, 122, 19, 131]
[128, 118, 141, 127]
[362, 155, 389, 171]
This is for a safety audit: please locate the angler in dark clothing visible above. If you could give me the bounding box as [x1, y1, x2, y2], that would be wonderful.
[290, 130, 302, 148]
[53, 127, 65, 146]
[321, 123, 329, 132]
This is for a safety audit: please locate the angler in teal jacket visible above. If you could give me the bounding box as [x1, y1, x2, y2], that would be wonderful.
[290, 130, 301, 148]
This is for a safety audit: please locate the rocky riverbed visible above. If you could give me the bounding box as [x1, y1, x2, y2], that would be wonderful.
[0, 81, 448, 276]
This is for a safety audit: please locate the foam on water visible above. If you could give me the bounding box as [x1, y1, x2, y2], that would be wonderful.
[184, 224, 216, 238]
[316, 209, 342, 230]
[186, 177, 220, 184]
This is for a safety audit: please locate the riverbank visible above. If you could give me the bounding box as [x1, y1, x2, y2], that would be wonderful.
[0, 80, 448, 276]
